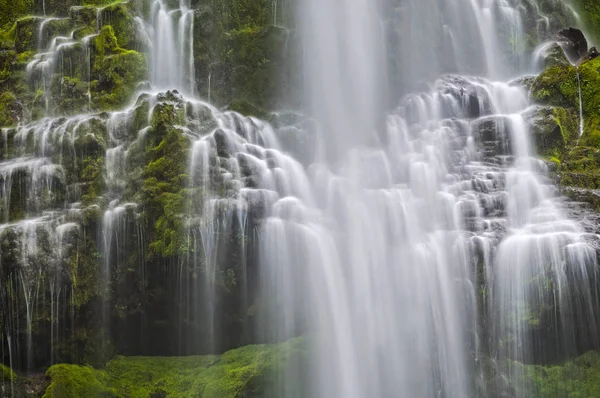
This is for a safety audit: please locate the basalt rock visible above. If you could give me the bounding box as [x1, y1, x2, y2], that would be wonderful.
[556, 27, 588, 63]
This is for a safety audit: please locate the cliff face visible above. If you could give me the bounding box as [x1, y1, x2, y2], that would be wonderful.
[1, 0, 600, 397]
[0, 0, 304, 374]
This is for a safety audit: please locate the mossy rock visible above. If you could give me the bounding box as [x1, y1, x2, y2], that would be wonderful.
[43, 364, 118, 398]
[515, 351, 600, 398]
[572, 0, 600, 45]
[141, 97, 190, 258]
[577, 56, 600, 146]
[542, 43, 571, 68]
[531, 64, 578, 108]
[0, 0, 34, 29]
[43, 339, 307, 397]
[226, 99, 269, 119]
[98, 2, 144, 51]
[69, 5, 99, 28]
[0, 91, 23, 126]
[91, 32, 148, 111]
[14, 16, 39, 53]
[560, 146, 600, 189]
[0, 364, 16, 381]
[523, 106, 578, 158]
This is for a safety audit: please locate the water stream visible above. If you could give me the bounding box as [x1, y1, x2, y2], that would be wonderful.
[0, 0, 598, 396]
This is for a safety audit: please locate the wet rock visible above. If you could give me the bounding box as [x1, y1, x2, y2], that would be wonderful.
[578, 46, 600, 65]
[542, 42, 571, 68]
[471, 116, 513, 159]
[556, 27, 588, 63]
[509, 75, 536, 92]
[522, 106, 570, 157]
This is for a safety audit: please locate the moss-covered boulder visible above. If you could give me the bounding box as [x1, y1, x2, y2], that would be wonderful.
[530, 41, 600, 192]
[193, 0, 297, 111]
[0, 363, 16, 382]
[43, 339, 307, 398]
[560, 146, 600, 189]
[514, 351, 600, 398]
[97, 2, 145, 51]
[91, 25, 148, 111]
[572, 0, 600, 45]
[523, 106, 579, 159]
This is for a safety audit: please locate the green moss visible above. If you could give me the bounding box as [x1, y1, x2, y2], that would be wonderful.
[0, 91, 20, 126]
[43, 364, 118, 398]
[94, 25, 119, 58]
[0, 363, 16, 381]
[80, 155, 106, 203]
[560, 146, 600, 189]
[90, 26, 147, 110]
[14, 16, 38, 53]
[577, 57, 600, 146]
[226, 99, 270, 119]
[0, 0, 33, 29]
[139, 100, 190, 258]
[44, 339, 306, 398]
[517, 351, 600, 398]
[531, 65, 578, 108]
[572, 0, 600, 45]
[97, 3, 140, 50]
[531, 54, 600, 190]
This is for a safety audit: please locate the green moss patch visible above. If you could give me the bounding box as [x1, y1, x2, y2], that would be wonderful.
[0, 363, 16, 382]
[517, 351, 600, 398]
[43, 339, 306, 398]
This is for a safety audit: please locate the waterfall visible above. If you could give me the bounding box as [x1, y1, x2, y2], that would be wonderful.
[577, 67, 585, 139]
[0, 0, 599, 393]
[239, 0, 600, 396]
[147, 0, 195, 94]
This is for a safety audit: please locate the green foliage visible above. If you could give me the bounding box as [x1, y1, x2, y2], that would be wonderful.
[91, 26, 148, 110]
[531, 54, 600, 190]
[227, 99, 269, 118]
[0, 363, 16, 381]
[0, 91, 20, 126]
[577, 56, 600, 147]
[194, 0, 292, 110]
[560, 146, 600, 189]
[141, 100, 190, 258]
[97, 3, 139, 49]
[572, 0, 600, 45]
[43, 339, 306, 397]
[518, 352, 600, 398]
[0, 0, 33, 29]
[531, 65, 578, 108]
[43, 364, 118, 398]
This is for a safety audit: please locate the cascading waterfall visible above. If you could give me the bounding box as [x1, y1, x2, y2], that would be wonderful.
[1, 0, 599, 395]
[577, 68, 585, 138]
[245, 0, 600, 396]
[147, 0, 195, 95]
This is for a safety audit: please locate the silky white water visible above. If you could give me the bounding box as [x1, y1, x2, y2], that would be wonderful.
[0, 0, 598, 394]
[242, 0, 599, 396]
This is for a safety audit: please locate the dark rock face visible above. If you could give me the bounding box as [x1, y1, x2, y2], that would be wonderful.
[589, 47, 600, 60]
[471, 116, 513, 159]
[522, 106, 569, 157]
[556, 27, 588, 63]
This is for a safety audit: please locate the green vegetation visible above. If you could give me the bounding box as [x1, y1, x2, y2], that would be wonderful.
[517, 351, 600, 398]
[572, 0, 600, 44]
[0, 0, 33, 28]
[194, 0, 295, 110]
[43, 339, 306, 398]
[140, 96, 190, 258]
[0, 363, 16, 381]
[530, 51, 600, 189]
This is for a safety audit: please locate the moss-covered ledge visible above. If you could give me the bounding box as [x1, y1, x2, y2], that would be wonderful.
[42, 338, 306, 397]
[530, 46, 600, 192]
